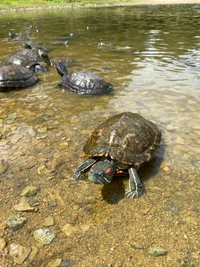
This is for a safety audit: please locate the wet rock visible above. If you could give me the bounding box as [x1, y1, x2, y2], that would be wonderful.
[9, 243, 32, 264]
[26, 245, 39, 265]
[34, 229, 55, 245]
[62, 223, 90, 236]
[20, 185, 39, 197]
[166, 200, 179, 214]
[6, 215, 27, 230]
[43, 216, 55, 227]
[148, 247, 168, 256]
[0, 237, 6, 250]
[61, 259, 75, 267]
[130, 241, 144, 249]
[14, 197, 38, 212]
[0, 159, 9, 175]
[48, 258, 62, 267]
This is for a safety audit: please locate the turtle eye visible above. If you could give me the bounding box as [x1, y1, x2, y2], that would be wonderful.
[105, 167, 114, 174]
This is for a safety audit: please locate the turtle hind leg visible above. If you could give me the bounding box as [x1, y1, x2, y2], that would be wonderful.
[74, 158, 97, 180]
[125, 167, 144, 198]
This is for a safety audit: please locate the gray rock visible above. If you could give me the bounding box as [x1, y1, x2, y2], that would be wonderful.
[6, 215, 27, 230]
[34, 229, 55, 245]
[148, 247, 168, 256]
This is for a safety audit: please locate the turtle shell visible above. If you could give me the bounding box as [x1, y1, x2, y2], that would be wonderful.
[83, 112, 161, 166]
[0, 65, 37, 89]
[1, 53, 38, 69]
[63, 70, 113, 95]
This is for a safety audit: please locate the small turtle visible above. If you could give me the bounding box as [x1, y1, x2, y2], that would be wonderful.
[1, 49, 51, 72]
[74, 112, 161, 198]
[0, 65, 37, 90]
[56, 62, 113, 95]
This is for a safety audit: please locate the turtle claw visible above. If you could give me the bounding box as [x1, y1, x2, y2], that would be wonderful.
[125, 188, 143, 198]
[73, 171, 83, 181]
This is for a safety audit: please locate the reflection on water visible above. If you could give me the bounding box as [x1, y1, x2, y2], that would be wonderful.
[0, 4, 200, 266]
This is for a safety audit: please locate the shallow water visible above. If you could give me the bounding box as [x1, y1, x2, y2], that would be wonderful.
[0, 4, 200, 267]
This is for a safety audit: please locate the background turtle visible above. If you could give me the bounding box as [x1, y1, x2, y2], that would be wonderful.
[74, 112, 161, 198]
[1, 49, 51, 72]
[56, 62, 113, 95]
[0, 65, 37, 90]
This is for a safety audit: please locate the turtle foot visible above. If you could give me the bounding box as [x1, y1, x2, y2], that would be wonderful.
[125, 188, 143, 198]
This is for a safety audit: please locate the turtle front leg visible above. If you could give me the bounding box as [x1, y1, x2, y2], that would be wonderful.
[125, 167, 144, 198]
[74, 158, 97, 180]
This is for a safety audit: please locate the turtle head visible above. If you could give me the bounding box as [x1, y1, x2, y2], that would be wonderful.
[88, 159, 115, 184]
[38, 49, 51, 66]
[56, 62, 68, 77]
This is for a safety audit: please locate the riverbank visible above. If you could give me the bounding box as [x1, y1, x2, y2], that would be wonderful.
[0, 0, 200, 13]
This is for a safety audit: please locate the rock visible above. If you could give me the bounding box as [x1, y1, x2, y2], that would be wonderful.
[0, 237, 6, 250]
[148, 247, 168, 256]
[60, 259, 75, 267]
[14, 197, 38, 212]
[0, 159, 8, 175]
[20, 185, 39, 197]
[48, 258, 62, 267]
[9, 243, 32, 264]
[62, 223, 90, 236]
[43, 216, 55, 227]
[130, 241, 144, 249]
[6, 215, 27, 230]
[26, 245, 39, 265]
[34, 229, 55, 245]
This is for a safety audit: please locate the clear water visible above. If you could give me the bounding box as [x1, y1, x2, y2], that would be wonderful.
[0, 4, 199, 267]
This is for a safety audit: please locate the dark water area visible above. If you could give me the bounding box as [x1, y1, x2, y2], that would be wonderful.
[0, 4, 199, 267]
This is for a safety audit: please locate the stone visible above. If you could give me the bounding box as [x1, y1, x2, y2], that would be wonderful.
[20, 186, 39, 197]
[9, 243, 32, 264]
[14, 197, 37, 212]
[48, 258, 62, 267]
[0, 237, 6, 250]
[43, 216, 55, 227]
[6, 215, 27, 230]
[34, 229, 55, 245]
[148, 247, 168, 256]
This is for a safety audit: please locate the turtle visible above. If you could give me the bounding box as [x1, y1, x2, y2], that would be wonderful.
[1, 48, 51, 72]
[0, 65, 37, 90]
[1, 49, 51, 72]
[74, 112, 161, 198]
[56, 62, 113, 95]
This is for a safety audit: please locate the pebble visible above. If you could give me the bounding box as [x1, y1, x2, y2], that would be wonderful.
[26, 245, 39, 264]
[43, 216, 55, 227]
[62, 223, 90, 236]
[130, 241, 144, 249]
[9, 243, 32, 264]
[34, 229, 55, 245]
[48, 258, 62, 267]
[20, 185, 39, 197]
[0, 237, 6, 250]
[148, 247, 168, 256]
[14, 197, 38, 212]
[6, 215, 27, 230]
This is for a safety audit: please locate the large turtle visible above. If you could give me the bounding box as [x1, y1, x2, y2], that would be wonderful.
[74, 112, 161, 198]
[56, 62, 113, 95]
[0, 65, 37, 90]
[1, 49, 51, 72]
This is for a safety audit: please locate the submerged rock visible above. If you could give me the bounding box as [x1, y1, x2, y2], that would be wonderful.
[6, 215, 27, 230]
[20, 185, 39, 197]
[9, 243, 31, 264]
[34, 229, 55, 245]
[148, 247, 168, 256]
